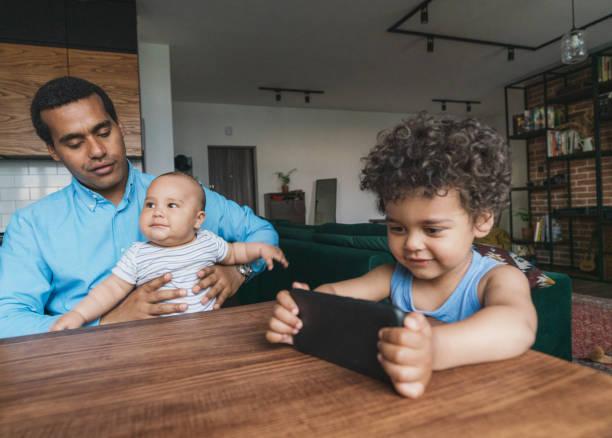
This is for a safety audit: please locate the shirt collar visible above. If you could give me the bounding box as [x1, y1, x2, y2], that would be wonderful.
[71, 160, 136, 212]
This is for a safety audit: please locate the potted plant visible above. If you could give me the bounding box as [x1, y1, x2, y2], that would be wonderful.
[275, 168, 297, 193]
[514, 210, 533, 241]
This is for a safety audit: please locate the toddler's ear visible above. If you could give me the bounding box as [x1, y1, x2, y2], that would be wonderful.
[194, 211, 206, 229]
[473, 211, 495, 237]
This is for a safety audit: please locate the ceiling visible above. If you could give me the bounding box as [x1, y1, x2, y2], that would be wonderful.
[136, 0, 612, 116]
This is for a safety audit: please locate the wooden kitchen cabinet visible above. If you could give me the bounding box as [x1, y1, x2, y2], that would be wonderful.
[264, 191, 306, 224]
[0, 43, 141, 157]
[0, 43, 68, 156]
[68, 49, 141, 157]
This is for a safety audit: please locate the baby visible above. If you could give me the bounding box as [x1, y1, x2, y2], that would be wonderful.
[266, 113, 537, 398]
[51, 171, 288, 330]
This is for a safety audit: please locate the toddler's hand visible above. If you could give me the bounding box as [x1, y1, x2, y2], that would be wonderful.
[259, 244, 289, 270]
[50, 311, 87, 331]
[265, 282, 308, 344]
[377, 312, 433, 399]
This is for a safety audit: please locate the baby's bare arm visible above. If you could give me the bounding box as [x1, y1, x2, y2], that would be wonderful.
[72, 274, 135, 323]
[222, 242, 288, 269]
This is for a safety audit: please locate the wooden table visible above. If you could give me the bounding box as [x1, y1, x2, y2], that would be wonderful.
[1, 302, 611, 437]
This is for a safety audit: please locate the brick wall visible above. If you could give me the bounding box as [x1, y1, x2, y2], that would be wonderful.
[524, 67, 612, 269]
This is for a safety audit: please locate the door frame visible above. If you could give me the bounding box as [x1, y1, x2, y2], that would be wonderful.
[207, 145, 259, 213]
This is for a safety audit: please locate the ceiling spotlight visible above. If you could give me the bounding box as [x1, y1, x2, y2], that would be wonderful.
[441, 102, 446, 111]
[305, 93, 310, 103]
[507, 47, 514, 61]
[561, 0, 587, 64]
[275, 92, 281, 102]
[466, 102, 471, 112]
[427, 36, 434, 52]
[420, 4, 428, 24]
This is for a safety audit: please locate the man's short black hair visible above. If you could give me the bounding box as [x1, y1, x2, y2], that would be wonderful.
[30, 76, 118, 146]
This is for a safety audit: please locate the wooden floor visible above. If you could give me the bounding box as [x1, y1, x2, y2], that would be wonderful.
[571, 278, 612, 299]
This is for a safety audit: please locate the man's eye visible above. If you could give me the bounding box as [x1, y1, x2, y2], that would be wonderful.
[145, 202, 155, 208]
[98, 131, 111, 138]
[168, 203, 178, 208]
[387, 225, 405, 233]
[66, 141, 83, 149]
[425, 227, 442, 234]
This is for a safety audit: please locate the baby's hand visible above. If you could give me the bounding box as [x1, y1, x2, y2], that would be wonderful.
[49, 311, 87, 331]
[259, 244, 289, 270]
[377, 312, 433, 399]
[265, 282, 308, 344]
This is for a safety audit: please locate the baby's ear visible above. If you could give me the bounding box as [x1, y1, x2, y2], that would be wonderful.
[473, 211, 495, 237]
[194, 211, 206, 229]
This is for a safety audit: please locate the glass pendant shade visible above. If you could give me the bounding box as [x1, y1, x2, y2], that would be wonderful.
[561, 29, 587, 64]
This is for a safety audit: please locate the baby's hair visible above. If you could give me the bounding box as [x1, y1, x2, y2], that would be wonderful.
[157, 171, 206, 210]
[360, 111, 511, 220]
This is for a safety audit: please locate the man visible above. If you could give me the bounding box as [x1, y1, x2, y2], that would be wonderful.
[0, 76, 277, 338]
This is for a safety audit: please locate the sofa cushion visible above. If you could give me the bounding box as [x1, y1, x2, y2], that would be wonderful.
[315, 222, 387, 236]
[473, 243, 555, 290]
[275, 225, 315, 241]
[312, 233, 390, 252]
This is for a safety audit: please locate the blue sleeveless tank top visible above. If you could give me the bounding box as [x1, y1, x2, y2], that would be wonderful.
[390, 249, 501, 323]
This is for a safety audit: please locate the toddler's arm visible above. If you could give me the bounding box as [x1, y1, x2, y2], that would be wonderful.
[377, 265, 536, 397]
[50, 274, 134, 331]
[222, 242, 289, 270]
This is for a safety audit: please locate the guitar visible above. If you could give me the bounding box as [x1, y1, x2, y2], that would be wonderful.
[579, 231, 597, 272]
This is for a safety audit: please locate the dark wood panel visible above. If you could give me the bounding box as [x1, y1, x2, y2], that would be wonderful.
[68, 49, 141, 157]
[0, 0, 66, 46]
[0, 302, 610, 437]
[0, 43, 68, 156]
[208, 146, 257, 211]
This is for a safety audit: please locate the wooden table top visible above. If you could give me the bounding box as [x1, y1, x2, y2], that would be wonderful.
[1, 301, 611, 437]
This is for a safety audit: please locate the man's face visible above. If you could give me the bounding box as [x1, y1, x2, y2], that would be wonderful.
[41, 94, 128, 203]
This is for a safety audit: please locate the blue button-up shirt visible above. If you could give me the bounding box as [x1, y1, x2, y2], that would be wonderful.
[0, 162, 277, 338]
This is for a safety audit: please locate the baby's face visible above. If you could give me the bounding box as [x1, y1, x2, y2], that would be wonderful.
[139, 175, 205, 247]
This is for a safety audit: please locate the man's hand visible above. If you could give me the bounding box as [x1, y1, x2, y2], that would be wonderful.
[194, 265, 245, 310]
[99, 273, 188, 325]
[377, 312, 434, 399]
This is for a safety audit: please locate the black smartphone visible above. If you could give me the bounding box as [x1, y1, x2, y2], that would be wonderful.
[289, 288, 406, 382]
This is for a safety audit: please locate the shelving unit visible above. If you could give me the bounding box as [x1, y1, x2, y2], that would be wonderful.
[504, 44, 612, 281]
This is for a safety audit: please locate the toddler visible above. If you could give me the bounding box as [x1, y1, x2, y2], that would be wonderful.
[52, 171, 288, 330]
[266, 113, 537, 398]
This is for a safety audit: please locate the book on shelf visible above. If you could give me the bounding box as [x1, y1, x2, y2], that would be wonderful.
[547, 129, 579, 157]
[598, 56, 612, 83]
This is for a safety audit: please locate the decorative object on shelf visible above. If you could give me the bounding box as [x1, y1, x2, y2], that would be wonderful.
[514, 210, 533, 241]
[275, 168, 297, 193]
[259, 87, 324, 104]
[579, 231, 598, 272]
[561, 0, 587, 65]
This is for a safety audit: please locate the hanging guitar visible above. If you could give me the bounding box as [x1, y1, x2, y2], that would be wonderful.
[579, 231, 597, 272]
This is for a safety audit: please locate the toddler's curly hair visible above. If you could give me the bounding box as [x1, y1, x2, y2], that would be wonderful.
[360, 112, 511, 220]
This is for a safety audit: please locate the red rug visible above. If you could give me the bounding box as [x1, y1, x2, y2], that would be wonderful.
[572, 294, 612, 373]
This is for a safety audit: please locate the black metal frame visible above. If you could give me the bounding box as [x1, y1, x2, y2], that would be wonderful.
[388, 0, 612, 54]
[504, 43, 612, 281]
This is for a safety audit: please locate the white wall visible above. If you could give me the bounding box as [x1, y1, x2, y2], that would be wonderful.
[172, 102, 410, 224]
[137, 42, 175, 175]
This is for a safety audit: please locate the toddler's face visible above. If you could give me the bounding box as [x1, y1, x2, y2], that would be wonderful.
[140, 175, 205, 247]
[384, 189, 493, 283]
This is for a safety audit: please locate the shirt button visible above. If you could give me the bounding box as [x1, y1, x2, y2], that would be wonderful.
[89, 204, 95, 209]
[121, 248, 125, 252]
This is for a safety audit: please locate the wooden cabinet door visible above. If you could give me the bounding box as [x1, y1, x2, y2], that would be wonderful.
[68, 49, 142, 157]
[0, 43, 68, 156]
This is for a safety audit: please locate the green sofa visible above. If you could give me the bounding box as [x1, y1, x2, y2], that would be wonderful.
[238, 220, 572, 361]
